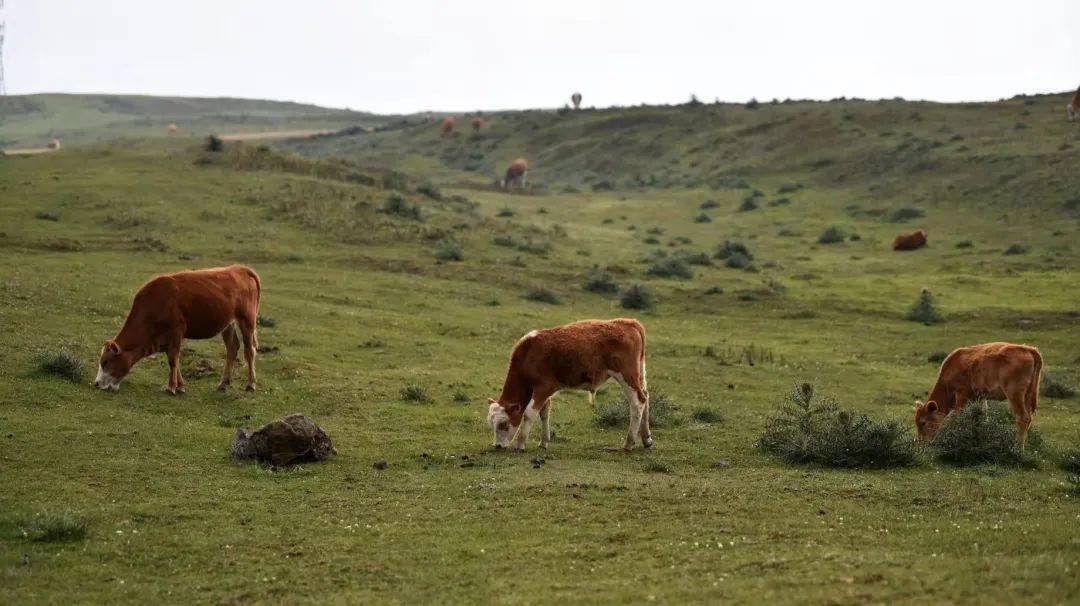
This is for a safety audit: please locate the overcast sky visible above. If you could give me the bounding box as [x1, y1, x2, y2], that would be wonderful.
[4, 1, 1078, 113]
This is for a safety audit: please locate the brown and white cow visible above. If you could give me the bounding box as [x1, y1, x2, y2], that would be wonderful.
[503, 158, 528, 189]
[95, 265, 262, 394]
[1068, 87, 1080, 121]
[892, 229, 927, 251]
[440, 117, 456, 135]
[487, 319, 650, 452]
[571, 92, 582, 110]
[915, 342, 1042, 449]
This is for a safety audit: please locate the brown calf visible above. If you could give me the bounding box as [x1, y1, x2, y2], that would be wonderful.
[893, 229, 927, 251]
[503, 158, 528, 189]
[95, 265, 261, 394]
[471, 117, 484, 133]
[487, 319, 650, 451]
[1068, 87, 1080, 121]
[915, 342, 1042, 449]
[440, 117, 455, 135]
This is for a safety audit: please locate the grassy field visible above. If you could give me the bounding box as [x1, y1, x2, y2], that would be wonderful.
[1, 96, 1079, 604]
[0, 94, 387, 150]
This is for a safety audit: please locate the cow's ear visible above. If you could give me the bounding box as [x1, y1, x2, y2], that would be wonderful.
[104, 340, 120, 354]
[487, 398, 498, 406]
[925, 400, 938, 413]
[913, 399, 923, 411]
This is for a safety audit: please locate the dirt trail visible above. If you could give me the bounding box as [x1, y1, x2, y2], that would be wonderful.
[2, 147, 59, 156]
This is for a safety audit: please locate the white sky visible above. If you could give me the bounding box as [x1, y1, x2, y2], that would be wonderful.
[4, 1, 1078, 113]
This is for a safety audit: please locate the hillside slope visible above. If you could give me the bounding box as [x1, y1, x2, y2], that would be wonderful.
[0, 93, 389, 148]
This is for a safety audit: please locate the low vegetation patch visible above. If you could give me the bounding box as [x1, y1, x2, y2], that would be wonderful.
[620, 284, 654, 310]
[818, 226, 846, 244]
[757, 384, 917, 468]
[691, 407, 724, 423]
[434, 240, 464, 262]
[647, 258, 693, 280]
[36, 350, 85, 382]
[381, 195, 422, 221]
[205, 134, 224, 152]
[1041, 375, 1075, 399]
[256, 315, 276, 328]
[35, 210, 60, 221]
[21, 512, 88, 543]
[523, 287, 563, 305]
[400, 384, 432, 403]
[714, 240, 753, 265]
[1058, 449, 1080, 475]
[1003, 244, 1029, 256]
[906, 288, 944, 325]
[583, 266, 619, 294]
[738, 196, 759, 212]
[930, 402, 1039, 466]
[887, 207, 925, 222]
[699, 199, 719, 210]
[693, 212, 712, 223]
[595, 393, 677, 428]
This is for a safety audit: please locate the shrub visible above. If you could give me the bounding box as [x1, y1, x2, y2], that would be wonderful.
[496, 207, 516, 218]
[35, 211, 60, 221]
[595, 393, 677, 428]
[1003, 244, 1029, 256]
[693, 213, 712, 223]
[738, 197, 759, 212]
[22, 512, 88, 543]
[642, 459, 673, 473]
[725, 251, 752, 269]
[887, 207, 925, 222]
[676, 250, 712, 266]
[205, 134, 224, 152]
[818, 226, 846, 244]
[620, 284, 654, 310]
[492, 234, 515, 247]
[931, 402, 1039, 466]
[956, 240, 973, 249]
[583, 267, 619, 294]
[643, 236, 660, 245]
[927, 351, 947, 363]
[777, 183, 803, 194]
[769, 198, 791, 207]
[647, 258, 693, 279]
[1058, 450, 1080, 474]
[381, 195, 422, 221]
[400, 384, 431, 403]
[906, 288, 944, 325]
[434, 240, 464, 261]
[452, 390, 471, 403]
[745, 98, 760, 110]
[36, 351, 85, 382]
[700, 199, 719, 210]
[1041, 375, 1076, 399]
[691, 407, 724, 423]
[417, 182, 442, 200]
[714, 240, 753, 261]
[757, 383, 917, 468]
[256, 315, 276, 328]
[523, 287, 563, 305]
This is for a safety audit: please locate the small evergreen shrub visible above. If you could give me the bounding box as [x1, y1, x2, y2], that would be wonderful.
[714, 240, 753, 262]
[931, 402, 1039, 466]
[1041, 375, 1076, 399]
[583, 267, 619, 294]
[1003, 244, 1029, 256]
[620, 284, 654, 310]
[257, 315, 276, 328]
[36, 351, 85, 382]
[738, 197, 759, 212]
[693, 213, 712, 223]
[22, 512, 88, 542]
[434, 240, 464, 262]
[887, 207, 925, 222]
[205, 134, 224, 152]
[691, 407, 724, 424]
[523, 287, 563, 305]
[381, 195, 422, 221]
[906, 288, 944, 325]
[818, 226, 846, 244]
[647, 258, 693, 279]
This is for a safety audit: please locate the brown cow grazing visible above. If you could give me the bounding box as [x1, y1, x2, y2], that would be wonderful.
[1068, 87, 1080, 121]
[95, 266, 262, 394]
[571, 92, 582, 110]
[915, 342, 1042, 450]
[47, 138, 62, 150]
[893, 229, 927, 251]
[167, 123, 179, 134]
[502, 158, 528, 189]
[487, 319, 650, 452]
[440, 117, 455, 135]
[471, 117, 484, 133]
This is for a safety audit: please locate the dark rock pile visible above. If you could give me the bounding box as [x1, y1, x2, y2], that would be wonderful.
[230, 413, 335, 466]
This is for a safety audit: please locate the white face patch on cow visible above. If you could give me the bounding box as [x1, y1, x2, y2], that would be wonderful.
[488, 402, 514, 448]
[94, 367, 121, 391]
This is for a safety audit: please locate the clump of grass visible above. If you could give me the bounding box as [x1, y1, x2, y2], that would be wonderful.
[931, 402, 1039, 466]
[642, 459, 673, 473]
[715, 240, 753, 262]
[492, 234, 515, 247]
[777, 183, 803, 194]
[583, 266, 619, 294]
[1003, 244, 1029, 256]
[700, 199, 719, 210]
[691, 407, 724, 424]
[496, 207, 516, 218]
[927, 351, 947, 363]
[35, 210, 60, 221]
[1041, 375, 1076, 399]
[906, 288, 944, 325]
[416, 182, 442, 200]
[523, 287, 563, 305]
[887, 207, 925, 222]
[22, 512, 88, 542]
[595, 393, 677, 428]
[676, 250, 712, 266]
[256, 315, 276, 328]
[205, 134, 224, 152]
[738, 197, 759, 212]
[1057, 449, 1080, 475]
[647, 258, 693, 280]
[36, 351, 85, 382]
[381, 195, 422, 221]
[452, 390, 471, 403]
[400, 384, 431, 403]
[620, 284, 654, 310]
[434, 240, 464, 262]
[693, 212, 712, 223]
[725, 251, 752, 269]
[818, 226, 846, 244]
[757, 383, 917, 468]
[955, 240, 973, 249]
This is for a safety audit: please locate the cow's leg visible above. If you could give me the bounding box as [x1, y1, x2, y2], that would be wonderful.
[238, 318, 257, 391]
[511, 387, 554, 452]
[587, 390, 596, 407]
[165, 337, 183, 395]
[218, 324, 240, 392]
[610, 372, 643, 451]
[539, 399, 552, 449]
[1005, 385, 1032, 452]
[636, 362, 652, 448]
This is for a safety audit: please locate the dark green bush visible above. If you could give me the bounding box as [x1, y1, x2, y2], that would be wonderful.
[595, 393, 677, 428]
[496, 207, 516, 218]
[1041, 375, 1075, 399]
[725, 251, 752, 269]
[818, 226, 846, 244]
[691, 407, 724, 423]
[205, 134, 224, 152]
[757, 383, 917, 468]
[583, 267, 619, 294]
[381, 195, 422, 221]
[700, 199, 719, 210]
[400, 384, 431, 403]
[434, 240, 464, 262]
[523, 287, 563, 305]
[257, 315, 276, 328]
[676, 250, 713, 266]
[1003, 244, 1029, 256]
[36, 351, 85, 382]
[1058, 449, 1080, 474]
[693, 212, 712, 223]
[620, 284, 654, 310]
[931, 402, 1040, 466]
[22, 512, 88, 542]
[35, 211, 60, 221]
[738, 197, 759, 212]
[887, 207, 925, 222]
[714, 240, 753, 262]
[956, 240, 973, 249]
[647, 258, 693, 279]
[906, 288, 944, 325]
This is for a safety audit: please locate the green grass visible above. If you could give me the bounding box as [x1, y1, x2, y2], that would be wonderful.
[1, 96, 1079, 603]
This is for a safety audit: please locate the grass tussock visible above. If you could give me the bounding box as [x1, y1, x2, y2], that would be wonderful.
[36, 350, 85, 382]
[1041, 375, 1075, 399]
[647, 258, 693, 280]
[620, 284, 654, 310]
[906, 288, 944, 325]
[818, 226, 846, 244]
[887, 207, 925, 222]
[758, 383, 917, 468]
[583, 266, 619, 294]
[35, 210, 60, 221]
[595, 393, 677, 428]
[381, 195, 422, 221]
[400, 384, 432, 403]
[691, 407, 724, 423]
[523, 287, 563, 305]
[256, 315, 276, 328]
[1057, 449, 1080, 474]
[434, 240, 464, 262]
[21, 512, 88, 543]
[930, 402, 1040, 467]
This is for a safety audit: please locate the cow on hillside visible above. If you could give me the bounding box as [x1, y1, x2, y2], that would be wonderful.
[471, 117, 484, 133]
[893, 230, 927, 251]
[1068, 87, 1080, 121]
[95, 265, 262, 394]
[914, 342, 1042, 450]
[487, 319, 651, 452]
[440, 117, 456, 135]
[502, 158, 528, 189]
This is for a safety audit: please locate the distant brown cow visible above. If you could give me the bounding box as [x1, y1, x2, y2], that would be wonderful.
[915, 342, 1042, 449]
[1068, 87, 1080, 121]
[47, 138, 61, 150]
[95, 266, 262, 394]
[440, 117, 455, 135]
[167, 123, 179, 134]
[471, 117, 484, 133]
[893, 229, 927, 251]
[503, 158, 528, 189]
[571, 92, 582, 110]
[487, 319, 650, 452]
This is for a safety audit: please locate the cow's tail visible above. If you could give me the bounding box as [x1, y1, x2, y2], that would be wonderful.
[1026, 346, 1042, 413]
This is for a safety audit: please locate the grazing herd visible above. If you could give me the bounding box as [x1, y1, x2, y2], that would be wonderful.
[95, 261, 1045, 453]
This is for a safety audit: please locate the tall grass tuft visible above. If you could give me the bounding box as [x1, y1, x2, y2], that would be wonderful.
[620, 284, 654, 310]
[400, 384, 432, 403]
[758, 383, 917, 468]
[583, 266, 619, 294]
[523, 287, 563, 305]
[23, 512, 88, 542]
[36, 350, 85, 382]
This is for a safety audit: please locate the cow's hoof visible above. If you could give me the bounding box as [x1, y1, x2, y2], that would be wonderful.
[245, 384, 256, 392]
[217, 383, 229, 392]
[642, 438, 654, 448]
[164, 386, 178, 395]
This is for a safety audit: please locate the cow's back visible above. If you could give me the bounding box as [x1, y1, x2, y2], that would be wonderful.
[141, 266, 259, 339]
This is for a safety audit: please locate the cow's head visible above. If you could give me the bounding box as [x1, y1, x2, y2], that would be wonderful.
[95, 340, 134, 391]
[913, 400, 945, 441]
[487, 399, 523, 448]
